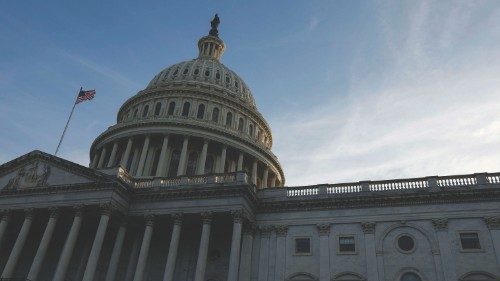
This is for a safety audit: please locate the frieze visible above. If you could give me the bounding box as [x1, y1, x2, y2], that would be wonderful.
[431, 218, 448, 231]
[3, 161, 50, 190]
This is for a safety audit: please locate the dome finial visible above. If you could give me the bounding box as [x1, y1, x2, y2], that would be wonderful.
[209, 14, 220, 37]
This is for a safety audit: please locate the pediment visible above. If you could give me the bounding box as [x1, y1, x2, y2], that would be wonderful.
[0, 150, 115, 191]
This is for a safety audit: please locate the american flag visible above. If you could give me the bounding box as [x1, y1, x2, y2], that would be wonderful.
[76, 89, 96, 104]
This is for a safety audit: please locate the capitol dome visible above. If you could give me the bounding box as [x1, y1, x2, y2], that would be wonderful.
[89, 15, 284, 188]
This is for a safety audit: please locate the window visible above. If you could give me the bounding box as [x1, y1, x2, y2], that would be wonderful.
[167, 150, 181, 177]
[212, 107, 219, 122]
[194, 68, 200, 75]
[205, 69, 210, 77]
[183, 68, 189, 75]
[197, 104, 205, 119]
[133, 108, 139, 118]
[186, 152, 198, 176]
[238, 118, 244, 132]
[216, 72, 221, 79]
[142, 105, 149, 117]
[154, 102, 162, 116]
[294, 237, 311, 255]
[400, 272, 422, 281]
[397, 235, 415, 252]
[339, 236, 355, 253]
[167, 102, 175, 116]
[173, 68, 179, 76]
[204, 155, 215, 174]
[182, 102, 190, 117]
[226, 112, 233, 127]
[249, 124, 254, 136]
[234, 80, 239, 88]
[225, 75, 230, 83]
[460, 232, 481, 250]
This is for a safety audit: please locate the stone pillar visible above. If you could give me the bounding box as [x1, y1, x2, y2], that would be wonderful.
[194, 212, 212, 281]
[27, 208, 59, 281]
[163, 213, 183, 281]
[237, 152, 244, 171]
[82, 205, 112, 281]
[257, 226, 271, 281]
[105, 219, 128, 281]
[267, 228, 277, 281]
[262, 167, 269, 188]
[1, 209, 34, 278]
[90, 153, 99, 168]
[106, 142, 119, 168]
[53, 206, 84, 281]
[432, 218, 454, 281]
[125, 232, 142, 281]
[484, 217, 500, 266]
[196, 140, 209, 175]
[156, 135, 170, 176]
[238, 223, 255, 281]
[317, 224, 331, 281]
[0, 210, 11, 248]
[219, 145, 227, 173]
[270, 176, 276, 188]
[177, 136, 189, 176]
[136, 135, 151, 176]
[121, 138, 134, 167]
[252, 160, 258, 185]
[361, 222, 379, 281]
[227, 211, 244, 281]
[97, 146, 108, 168]
[133, 215, 155, 281]
[274, 225, 288, 281]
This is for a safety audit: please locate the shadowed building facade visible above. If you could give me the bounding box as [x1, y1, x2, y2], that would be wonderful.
[0, 16, 500, 281]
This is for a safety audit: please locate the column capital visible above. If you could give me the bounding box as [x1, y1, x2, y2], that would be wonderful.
[25, 208, 35, 220]
[99, 203, 115, 216]
[203, 139, 209, 145]
[172, 213, 183, 225]
[484, 216, 500, 230]
[242, 222, 257, 236]
[259, 225, 273, 237]
[316, 223, 331, 236]
[48, 207, 59, 219]
[73, 204, 85, 217]
[1, 209, 11, 221]
[201, 212, 213, 224]
[145, 215, 155, 227]
[275, 225, 289, 237]
[361, 222, 376, 234]
[230, 210, 244, 223]
[432, 218, 448, 231]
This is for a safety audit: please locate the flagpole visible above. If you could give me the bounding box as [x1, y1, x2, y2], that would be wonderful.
[54, 87, 82, 156]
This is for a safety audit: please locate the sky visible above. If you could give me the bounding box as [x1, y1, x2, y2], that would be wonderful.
[1, 1, 500, 186]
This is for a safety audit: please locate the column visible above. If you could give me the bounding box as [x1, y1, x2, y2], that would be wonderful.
[1, 209, 34, 278]
[485, 217, 500, 265]
[431, 219, 454, 281]
[90, 153, 99, 168]
[317, 224, 331, 281]
[237, 152, 244, 171]
[105, 219, 128, 281]
[238, 223, 255, 281]
[270, 176, 276, 188]
[133, 215, 155, 281]
[107, 142, 119, 168]
[257, 226, 271, 281]
[274, 225, 288, 281]
[82, 205, 112, 281]
[252, 160, 258, 185]
[196, 140, 209, 175]
[177, 136, 189, 176]
[156, 135, 170, 176]
[120, 138, 134, 167]
[0, 210, 11, 247]
[163, 213, 183, 281]
[219, 145, 227, 173]
[361, 222, 379, 281]
[53, 206, 84, 281]
[136, 135, 151, 176]
[267, 228, 277, 281]
[227, 211, 243, 281]
[194, 212, 212, 281]
[125, 232, 142, 281]
[27, 208, 59, 281]
[97, 146, 108, 168]
[262, 167, 269, 188]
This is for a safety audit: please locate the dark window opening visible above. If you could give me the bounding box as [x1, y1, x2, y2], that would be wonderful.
[339, 236, 356, 252]
[460, 233, 481, 250]
[197, 104, 205, 119]
[226, 112, 233, 127]
[142, 105, 149, 117]
[397, 235, 415, 252]
[182, 102, 190, 117]
[212, 107, 219, 122]
[295, 238, 311, 254]
[167, 102, 176, 116]
[154, 102, 162, 116]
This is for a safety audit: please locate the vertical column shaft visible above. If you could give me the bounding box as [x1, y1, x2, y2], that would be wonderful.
[262, 167, 269, 188]
[0, 211, 11, 248]
[82, 207, 112, 281]
[136, 135, 151, 176]
[194, 213, 212, 281]
[237, 152, 244, 171]
[432, 219, 455, 281]
[227, 211, 243, 281]
[219, 146, 227, 173]
[196, 140, 209, 175]
[252, 160, 258, 185]
[156, 135, 170, 176]
[361, 222, 379, 281]
[274, 226, 288, 281]
[121, 138, 134, 167]
[90, 153, 99, 168]
[105, 220, 128, 281]
[177, 136, 189, 176]
[270, 176, 276, 188]
[484, 217, 500, 267]
[53, 206, 84, 281]
[238, 225, 254, 281]
[317, 224, 331, 281]
[97, 146, 108, 168]
[133, 216, 155, 281]
[1, 209, 34, 278]
[27, 208, 59, 281]
[163, 214, 183, 281]
[107, 142, 119, 168]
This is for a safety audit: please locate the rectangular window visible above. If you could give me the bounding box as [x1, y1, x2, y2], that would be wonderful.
[460, 232, 481, 250]
[339, 236, 356, 252]
[294, 238, 311, 254]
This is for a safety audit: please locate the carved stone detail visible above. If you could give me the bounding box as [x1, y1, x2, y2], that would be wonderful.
[99, 203, 114, 216]
[48, 207, 59, 219]
[275, 225, 288, 237]
[484, 216, 500, 230]
[0, 210, 11, 222]
[361, 222, 376, 234]
[145, 215, 155, 227]
[317, 223, 331, 236]
[432, 218, 448, 231]
[259, 225, 273, 237]
[172, 213, 183, 225]
[73, 205, 85, 217]
[201, 212, 213, 224]
[231, 210, 244, 223]
[242, 222, 257, 236]
[4, 161, 51, 190]
[25, 208, 35, 220]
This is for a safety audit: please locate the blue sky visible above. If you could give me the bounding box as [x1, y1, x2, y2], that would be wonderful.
[1, 1, 500, 186]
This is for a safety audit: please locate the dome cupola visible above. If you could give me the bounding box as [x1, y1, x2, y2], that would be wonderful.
[197, 14, 226, 61]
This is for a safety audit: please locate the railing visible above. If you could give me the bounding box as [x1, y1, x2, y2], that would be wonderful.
[121, 171, 245, 189]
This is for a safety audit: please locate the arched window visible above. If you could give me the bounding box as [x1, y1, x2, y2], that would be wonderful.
[459, 272, 497, 281]
[249, 123, 254, 136]
[154, 102, 162, 116]
[167, 150, 181, 177]
[167, 102, 176, 116]
[142, 105, 149, 117]
[150, 149, 161, 176]
[212, 107, 219, 122]
[256, 129, 260, 140]
[133, 108, 139, 118]
[182, 102, 190, 117]
[186, 152, 198, 175]
[197, 104, 205, 119]
[204, 155, 215, 174]
[194, 68, 199, 75]
[401, 273, 422, 281]
[226, 112, 233, 127]
[183, 68, 189, 75]
[238, 118, 244, 132]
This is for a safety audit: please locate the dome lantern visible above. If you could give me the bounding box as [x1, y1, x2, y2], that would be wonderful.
[198, 14, 225, 61]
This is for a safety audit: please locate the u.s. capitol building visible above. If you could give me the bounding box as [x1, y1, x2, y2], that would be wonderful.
[0, 16, 499, 281]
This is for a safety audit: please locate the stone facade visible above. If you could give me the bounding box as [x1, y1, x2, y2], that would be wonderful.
[0, 16, 499, 281]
